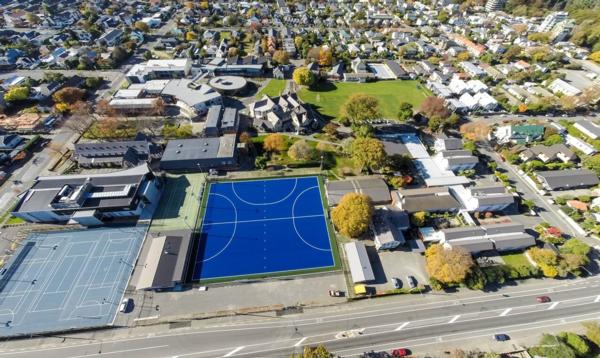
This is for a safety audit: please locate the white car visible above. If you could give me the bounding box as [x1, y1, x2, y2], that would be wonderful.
[120, 298, 132, 313]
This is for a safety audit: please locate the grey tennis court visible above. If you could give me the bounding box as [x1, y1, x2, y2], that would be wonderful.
[0, 226, 147, 337]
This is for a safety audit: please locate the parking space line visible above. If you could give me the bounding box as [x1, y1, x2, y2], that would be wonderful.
[294, 337, 307, 347]
[547, 302, 560, 310]
[394, 322, 410, 331]
[223, 346, 245, 357]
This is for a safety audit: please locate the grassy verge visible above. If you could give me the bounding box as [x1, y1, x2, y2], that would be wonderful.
[501, 251, 532, 269]
[258, 79, 286, 97]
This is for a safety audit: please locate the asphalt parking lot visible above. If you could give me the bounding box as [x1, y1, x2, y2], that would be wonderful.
[366, 241, 428, 292]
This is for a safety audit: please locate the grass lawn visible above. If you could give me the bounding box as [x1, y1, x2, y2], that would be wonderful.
[501, 252, 532, 268]
[299, 80, 431, 121]
[258, 79, 286, 97]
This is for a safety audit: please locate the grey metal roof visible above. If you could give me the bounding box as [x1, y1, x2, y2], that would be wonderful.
[396, 187, 462, 212]
[74, 140, 150, 158]
[326, 177, 391, 206]
[221, 107, 238, 129]
[161, 135, 237, 162]
[483, 223, 524, 236]
[491, 233, 536, 251]
[448, 238, 494, 253]
[344, 241, 375, 283]
[536, 169, 599, 190]
[205, 105, 222, 129]
[442, 226, 486, 240]
[136, 234, 192, 290]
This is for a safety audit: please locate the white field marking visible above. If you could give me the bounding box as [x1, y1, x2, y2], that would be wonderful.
[223, 346, 245, 357]
[201, 193, 238, 263]
[231, 178, 297, 206]
[499, 308, 511, 317]
[595, 295, 600, 303]
[547, 302, 560, 310]
[291, 186, 332, 252]
[204, 214, 324, 226]
[67, 345, 168, 358]
[448, 315, 460, 323]
[4, 290, 600, 357]
[294, 337, 307, 347]
[394, 322, 410, 331]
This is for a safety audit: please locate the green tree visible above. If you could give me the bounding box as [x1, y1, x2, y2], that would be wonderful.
[560, 238, 591, 257]
[411, 211, 428, 227]
[4, 86, 29, 102]
[583, 322, 600, 347]
[255, 155, 268, 169]
[558, 332, 590, 356]
[522, 199, 536, 213]
[349, 137, 387, 172]
[529, 334, 576, 358]
[397, 102, 413, 122]
[544, 133, 564, 146]
[134, 21, 150, 33]
[342, 93, 381, 124]
[292, 344, 333, 358]
[582, 154, 600, 175]
[331, 193, 374, 238]
[292, 67, 316, 86]
[428, 116, 444, 132]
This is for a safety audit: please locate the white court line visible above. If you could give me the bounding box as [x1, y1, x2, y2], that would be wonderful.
[67, 345, 168, 358]
[547, 302, 560, 310]
[223, 346, 246, 357]
[294, 337, 307, 347]
[231, 178, 298, 206]
[204, 214, 324, 226]
[499, 308, 511, 317]
[201, 194, 238, 263]
[448, 315, 460, 323]
[394, 322, 410, 331]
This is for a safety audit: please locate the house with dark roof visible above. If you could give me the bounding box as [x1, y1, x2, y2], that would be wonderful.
[97, 28, 124, 47]
[248, 93, 319, 133]
[159, 135, 238, 172]
[536, 169, 599, 191]
[12, 165, 160, 226]
[73, 137, 160, 168]
[395, 187, 462, 213]
[325, 177, 391, 206]
[0, 134, 24, 151]
[204, 105, 239, 137]
[519, 144, 577, 163]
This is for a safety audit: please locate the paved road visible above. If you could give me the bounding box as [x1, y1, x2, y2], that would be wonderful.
[3, 277, 600, 358]
[469, 113, 599, 125]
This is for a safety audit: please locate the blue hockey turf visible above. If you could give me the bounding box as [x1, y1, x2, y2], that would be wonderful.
[193, 176, 334, 281]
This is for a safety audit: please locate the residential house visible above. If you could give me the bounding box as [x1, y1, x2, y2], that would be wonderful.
[73, 137, 160, 168]
[518, 144, 577, 163]
[536, 169, 600, 191]
[248, 93, 319, 132]
[491, 124, 545, 144]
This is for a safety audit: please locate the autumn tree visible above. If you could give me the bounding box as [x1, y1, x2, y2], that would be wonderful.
[426, 244, 474, 285]
[287, 140, 314, 161]
[331, 193, 374, 238]
[419, 96, 450, 119]
[272, 50, 290, 65]
[322, 122, 338, 137]
[152, 97, 166, 116]
[96, 99, 114, 116]
[292, 67, 316, 87]
[584, 322, 600, 347]
[590, 51, 600, 64]
[53, 87, 86, 105]
[134, 21, 150, 33]
[341, 93, 381, 124]
[292, 344, 333, 358]
[349, 137, 387, 172]
[397, 102, 413, 122]
[263, 133, 287, 153]
[318, 47, 333, 67]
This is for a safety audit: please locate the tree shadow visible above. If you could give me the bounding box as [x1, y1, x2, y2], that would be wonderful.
[152, 175, 191, 221]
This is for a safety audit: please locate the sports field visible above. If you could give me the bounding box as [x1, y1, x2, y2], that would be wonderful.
[298, 80, 431, 120]
[193, 176, 336, 281]
[0, 226, 146, 337]
[150, 173, 205, 232]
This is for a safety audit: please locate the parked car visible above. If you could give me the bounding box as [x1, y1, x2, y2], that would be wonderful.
[536, 296, 551, 303]
[406, 275, 417, 289]
[493, 334, 510, 341]
[391, 348, 410, 357]
[329, 290, 344, 297]
[120, 298, 133, 313]
[392, 277, 401, 289]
